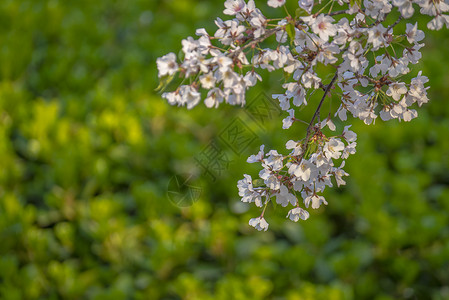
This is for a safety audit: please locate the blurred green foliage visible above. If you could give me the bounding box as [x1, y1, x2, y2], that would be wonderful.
[0, 0, 449, 299]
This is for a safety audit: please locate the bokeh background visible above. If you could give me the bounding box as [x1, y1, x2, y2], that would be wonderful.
[1, 0, 449, 299]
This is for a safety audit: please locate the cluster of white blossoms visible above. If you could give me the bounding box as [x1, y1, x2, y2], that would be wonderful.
[157, 0, 448, 231]
[239, 124, 357, 231]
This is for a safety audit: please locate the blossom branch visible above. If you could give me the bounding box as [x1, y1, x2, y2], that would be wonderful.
[305, 71, 339, 136]
[157, 0, 446, 231]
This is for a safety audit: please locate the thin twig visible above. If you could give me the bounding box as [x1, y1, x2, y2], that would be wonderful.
[328, 9, 348, 16]
[303, 71, 339, 146]
[387, 15, 404, 32]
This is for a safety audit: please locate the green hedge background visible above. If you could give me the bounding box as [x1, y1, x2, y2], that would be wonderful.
[1, 0, 449, 299]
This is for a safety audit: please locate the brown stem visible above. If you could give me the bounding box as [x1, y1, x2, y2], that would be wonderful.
[387, 15, 404, 32]
[328, 10, 349, 16]
[302, 71, 339, 149]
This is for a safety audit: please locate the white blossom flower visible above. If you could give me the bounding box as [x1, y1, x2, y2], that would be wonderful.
[303, 14, 337, 42]
[343, 125, 357, 142]
[407, 71, 429, 106]
[335, 105, 348, 121]
[393, 0, 415, 18]
[388, 57, 410, 78]
[304, 194, 328, 209]
[289, 160, 312, 181]
[386, 82, 407, 101]
[195, 28, 209, 37]
[420, 0, 449, 17]
[427, 14, 449, 30]
[238, 174, 264, 207]
[342, 41, 369, 73]
[162, 91, 180, 106]
[156, 53, 178, 77]
[264, 150, 285, 171]
[323, 138, 345, 159]
[247, 145, 265, 163]
[310, 151, 330, 168]
[177, 85, 201, 109]
[250, 10, 267, 38]
[200, 72, 216, 89]
[316, 44, 340, 65]
[268, 0, 286, 8]
[273, 93, 290, 111]
[224, 0, 247, 15]
[260, 169, 281, 190]
[238, 0, 256, 20]
[221, 20, 246, 45]
[283, 82, 307, 107]
[405, 22, 425, 43]
[404, 42, 423, 64]
[365, 0, 392, 19]
[249, 217, 269, 231]
[367, 24, 388, 50]
[282, 109, 295, 129]
[334, 18, 355, 45]
[342, 142, 357, 159]
[302, 70, 321, 89]
[204, 88, 224, 108]
[244, 71, 262, 87]
[298, 0, 314, 13]
[333, 161, 349, 187]
[286, 140, 303, 156]
[320, 118, 336, 131]
[276, 185, 297, 207]
[370, 55, 390, 77]
[315, 174, 333, 191]
[276, 20, 288, 43]
[380, 106, 394, 121]
[287, 207, 310, 221]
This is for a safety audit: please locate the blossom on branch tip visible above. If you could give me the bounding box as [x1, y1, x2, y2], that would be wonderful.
[406, 22, 425, 43]
[223, 0, 247, 15]
[304, 194, 328, 209]
[249, 217, 269, 231]
[247, 145, 265, 163]
[323, 138, 345, 160]
[287, 207, 310, 221]
[298, 0, 314, 13]
[282, 109, 295, 129]
[276, 185, 297, 207]
[156, 53, 178, 77]
[303, 14, 337, 42]
[268, 0, 286, 8]
[386, 82, 407, 101]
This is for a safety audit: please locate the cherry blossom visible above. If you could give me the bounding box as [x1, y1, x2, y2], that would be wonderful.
[156, 53, 178, 77]
[267, 0, 286, 8]
[249, 217, 269, 231]
[287, 207, 310, 222]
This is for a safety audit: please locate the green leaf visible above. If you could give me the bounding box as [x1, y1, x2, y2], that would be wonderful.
[286, 23, 296, 44]
[271, 198, 277, 210]
[295, 8, 309, 18]
[155, 74, 176, 93]
[350, 0, 362, 7]
[253, 179, 265, 188]
[394, 35, 406, 43]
